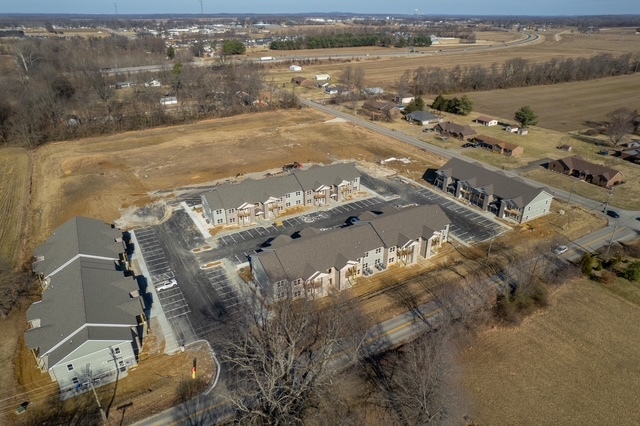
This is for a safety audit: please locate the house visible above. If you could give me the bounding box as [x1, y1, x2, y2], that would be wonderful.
[433, 122, 477, 139]
[290, 76, 308, 85]
[474, 135, 524, 156]
[27, 217, 146, 397]
[505, 125, 519, 133]
[620, 149, 640, 165]
[289, 65, 302, 72]
[115, 82, 132, 89]
[201, 163, 361, 227]
[547, 155, 625, 188]
[314, 74, 331, 82]
[160, 96, 178, 105]
[434, 158, 553, 223]
[363, 87, 384, 96]
[144, 79, 162, 87]
[363, 99, 402, 120]
[517, 128, 529, 136]
[405, 110, 443, 126]
[251, 204, 450, 301]
[395, 93, 415, 104]
[324, 86, 339, 95]
[475, 116, 498, 126]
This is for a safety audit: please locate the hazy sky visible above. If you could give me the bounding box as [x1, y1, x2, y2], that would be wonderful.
[2, 0, 639, 16]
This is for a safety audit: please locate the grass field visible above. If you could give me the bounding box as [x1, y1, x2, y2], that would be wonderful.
[461, 276, 640, 425]
[0, 148, 31, 268]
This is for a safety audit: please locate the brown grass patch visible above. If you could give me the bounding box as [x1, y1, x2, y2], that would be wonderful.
[460, 277, 640, 425]
[0, 148, 31, 268]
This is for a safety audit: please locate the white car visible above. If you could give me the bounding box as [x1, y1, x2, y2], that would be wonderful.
[553, 245, 568, 256]
[155, 279, 178, 291]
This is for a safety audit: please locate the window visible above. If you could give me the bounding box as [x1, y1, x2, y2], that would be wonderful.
[295, 200, 301, 205]
[375, 248, 382, 254]
[215, 209, 223, 215]
[363, 263, 369, 268]
[389, 246, 396, 252]
[67, 364, 74, 371]
[286, 202, 291, 207]
[364, 252, 369, 258]
[286, 193, 291, 198]
[375, 258, 382, 265]
[216, 219, 223, 224]
[528, 207, 531, 211]
[306, 190, 312, 195]
[228, 208, 235, 213]
[114, 347, 121, 355]
[293, 289, 302, 298]
[229, 217, 236, 223]
[307, 199, 312, 204]
[296, 191, 301, 196]
[279, 206, 284, 211]
[389, 257, 395, 263]
[72, 377, 79, 385]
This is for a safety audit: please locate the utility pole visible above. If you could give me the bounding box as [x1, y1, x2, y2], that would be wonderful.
[602, 187, 614, 213]
[87, 368, 107, 423]
[113, 3, 118, 16]
[199, 0, 204, 14]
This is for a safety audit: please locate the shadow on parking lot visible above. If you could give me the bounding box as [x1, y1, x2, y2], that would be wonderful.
[200, 302, 232, 325]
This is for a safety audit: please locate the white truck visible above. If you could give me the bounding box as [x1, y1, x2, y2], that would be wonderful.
[260, 56, 274, 61]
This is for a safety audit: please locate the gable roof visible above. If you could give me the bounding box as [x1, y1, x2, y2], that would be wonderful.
[202, 163, 360, 210]
[25, 257, 142, 367]
[553, 155, 623, 181]
[437, 158, 548, 208]
[406, 110, 439, 122]
[476, 116, 495, 123]
[435, 122, 476, 136]
[475, 134, 522, 151]
[33, 217, 124, 278]
[363, 99, 397, 112]
[254, 204, 450, 282]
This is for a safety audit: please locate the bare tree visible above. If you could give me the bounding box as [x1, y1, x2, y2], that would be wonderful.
[606, 107, 636, 146]
[220, 294, 367, 425]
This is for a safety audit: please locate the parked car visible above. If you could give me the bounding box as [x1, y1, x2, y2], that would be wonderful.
[607, 210, 620, 218]
[156, 279, 178, 291]
[553, 245, 568, 256]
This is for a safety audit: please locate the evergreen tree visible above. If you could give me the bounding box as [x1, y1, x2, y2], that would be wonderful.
[514, 105, 538, 127]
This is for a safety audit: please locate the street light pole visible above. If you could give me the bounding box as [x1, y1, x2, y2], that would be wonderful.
[605, 223, 619, 257]
[567, 179, 579, 205]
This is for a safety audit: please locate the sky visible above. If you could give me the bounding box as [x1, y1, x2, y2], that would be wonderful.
[1, 0, 639, 16]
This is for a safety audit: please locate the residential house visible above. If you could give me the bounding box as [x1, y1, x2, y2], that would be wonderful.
[475, 135, 524, 156]
[395, 93, 415, 104]
[289, 65, 302, 72]
[547, 155, 625, 188]
[433, 122, 477, 140]
[620, 149, 640, 165]
[363, 99, 401, 120]
[405, 110, 443, 126]
[27, 217, 145, 397]
[144, 79, 162, 87]
[290, 76, 308, 85]
[434, 158, 553, 223]
[251, 204, 450, 300]
[201, 163, 361, 227]
[314, 74, 331, 82]
[505, 125, 519, 133]
[475, 116, 498, 126]
[324, 86, 339, 95]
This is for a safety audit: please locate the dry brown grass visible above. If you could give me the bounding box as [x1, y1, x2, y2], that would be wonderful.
[460, 276, 640, 425]
[0, 148, 31, 268]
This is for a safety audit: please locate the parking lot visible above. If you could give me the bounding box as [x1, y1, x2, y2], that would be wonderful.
[135, 171, 511, 347]
[134, 227, 197, 346]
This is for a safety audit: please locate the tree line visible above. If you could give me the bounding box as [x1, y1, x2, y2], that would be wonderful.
[396, 52, 640, 96]
[270, 31, 432, 50]
[0, 38, 295, 148]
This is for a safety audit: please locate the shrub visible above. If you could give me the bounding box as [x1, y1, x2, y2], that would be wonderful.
[623, 261, 640, 282]
[599, 270, 618, 286]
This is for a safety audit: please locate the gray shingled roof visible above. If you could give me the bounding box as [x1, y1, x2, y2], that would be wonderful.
[292, 163, 359, 191]
[406, 111, 439, 122]
[553, 155, 623, 181]
[435, 122, 476, 136]
[437, 158, 547, 208]
[202, 163, 360, 211]
[33, 217, 124, 278]
[25, 257, 142, 367]
[254, 204, 450, 282]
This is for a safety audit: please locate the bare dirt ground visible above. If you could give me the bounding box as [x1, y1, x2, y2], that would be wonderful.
[460, 275, 640, 425]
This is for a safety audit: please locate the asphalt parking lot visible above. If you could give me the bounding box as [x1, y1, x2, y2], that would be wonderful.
[135, 171, 510, 346]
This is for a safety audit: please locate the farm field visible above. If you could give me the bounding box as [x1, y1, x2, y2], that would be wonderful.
[286, 28, 640, 88]
[0, 148, 31, 268]
[461, 276, 640, 425]
[463, 73, 640, 132]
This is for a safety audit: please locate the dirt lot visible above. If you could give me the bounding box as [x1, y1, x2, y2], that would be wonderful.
[27, 109, 443, 254]
[0, 148, 30, 268]
[460, 275, 640, 425]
